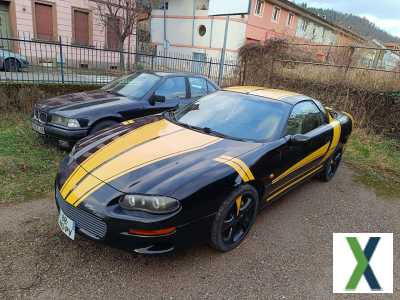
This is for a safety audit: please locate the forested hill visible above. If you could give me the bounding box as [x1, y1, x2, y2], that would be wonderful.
[298, 3, 400, 43]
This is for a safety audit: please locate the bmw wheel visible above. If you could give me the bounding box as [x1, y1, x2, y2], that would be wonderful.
[4, 58, 21, 72]
[210, 185, 259, 252]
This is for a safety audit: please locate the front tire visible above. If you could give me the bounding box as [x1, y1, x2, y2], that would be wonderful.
[4, 58, 21, 72]
[210, 184, 259, 252]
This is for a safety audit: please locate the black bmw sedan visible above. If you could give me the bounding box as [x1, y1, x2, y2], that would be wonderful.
[31, 72, 219, 148]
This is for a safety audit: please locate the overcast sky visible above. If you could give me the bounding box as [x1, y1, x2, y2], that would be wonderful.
[293, 0, 400, 38]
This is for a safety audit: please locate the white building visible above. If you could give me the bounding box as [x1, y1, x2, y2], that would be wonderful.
[150, 0, 247, 62]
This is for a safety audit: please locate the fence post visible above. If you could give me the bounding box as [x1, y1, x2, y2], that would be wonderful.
[208, 57, 212, 79]
[59, 36, 65, 84]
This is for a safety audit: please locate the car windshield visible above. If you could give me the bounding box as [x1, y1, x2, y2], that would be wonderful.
[171, 91, 291, 141]
[102, 73, 161, 99]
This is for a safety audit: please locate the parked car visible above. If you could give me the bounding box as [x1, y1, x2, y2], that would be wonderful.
[0, 49, 30, 72]
[31, 72, 219, 148]
[55, 87, 353, 254]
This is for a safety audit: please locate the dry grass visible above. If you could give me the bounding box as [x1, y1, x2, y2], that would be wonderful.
[345, 129, 400, 197]
[272, 62, 400, 91]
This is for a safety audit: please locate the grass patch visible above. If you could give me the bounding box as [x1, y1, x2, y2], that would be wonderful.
[0, 114, 66, 203]
[345, 129, 400, 198]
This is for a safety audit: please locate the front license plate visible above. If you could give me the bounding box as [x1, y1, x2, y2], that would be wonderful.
[58, 209, 75, 240]
[32, 123, 45, 135]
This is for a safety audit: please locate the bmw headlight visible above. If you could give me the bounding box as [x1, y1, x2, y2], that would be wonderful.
[119, 195, 181, 214]
[51, 115, 81, 128]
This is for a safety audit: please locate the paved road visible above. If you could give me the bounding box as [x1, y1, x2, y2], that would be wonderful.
[0, 166, 399, 299]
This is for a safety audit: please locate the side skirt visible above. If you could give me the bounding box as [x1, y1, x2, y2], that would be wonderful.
[262, 164, 324, 205]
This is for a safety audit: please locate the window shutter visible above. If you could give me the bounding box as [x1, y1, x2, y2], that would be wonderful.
[35, 3, 53, 40]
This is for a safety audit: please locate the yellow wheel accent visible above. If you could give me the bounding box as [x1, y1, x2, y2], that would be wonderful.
[235, 196, 242, 216]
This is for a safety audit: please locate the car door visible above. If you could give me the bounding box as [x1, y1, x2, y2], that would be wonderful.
[268, 100, 331, 194]
[147, 76, 189, 114]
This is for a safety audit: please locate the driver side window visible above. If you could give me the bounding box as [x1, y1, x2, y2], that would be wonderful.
[155, 77, 187, 101]
[286, 101, 324, 135]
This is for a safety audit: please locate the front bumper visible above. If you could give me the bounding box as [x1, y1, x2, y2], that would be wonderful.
[54, 187, 214, 254]
[32, 118, 88, 143]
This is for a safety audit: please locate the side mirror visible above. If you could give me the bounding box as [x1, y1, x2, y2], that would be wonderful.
[149, 94, 166, 105]
[289, 134, 311, 145]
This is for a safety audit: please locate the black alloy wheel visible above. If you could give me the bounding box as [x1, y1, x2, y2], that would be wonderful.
[210, 185, 259, 252]
[4, 58, 21, 72]
[321, 150, 342, 182]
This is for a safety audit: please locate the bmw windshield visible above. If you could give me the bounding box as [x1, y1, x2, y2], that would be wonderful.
[170, 91, 291, 142]
[102, 73, 161, 99]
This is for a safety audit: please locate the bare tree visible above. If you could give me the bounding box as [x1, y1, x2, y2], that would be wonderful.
[96, 0, 150, 70]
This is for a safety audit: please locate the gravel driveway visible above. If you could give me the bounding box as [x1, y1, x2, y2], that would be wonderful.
[0, 165, 399, 299]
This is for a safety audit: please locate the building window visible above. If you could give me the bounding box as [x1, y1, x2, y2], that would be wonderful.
[196, 0, 209, 10]
[198, 25, 206, 37]
[106, 16, 120, 50]
[73, 9, 90, 45]
[34, 2, 55, 40]
[160, 1, 168, 10]
[287, 13, 294, 26]
[254, 0, 264, 16]
[271, 6, 281, 23]
[302, 19, 309, 31]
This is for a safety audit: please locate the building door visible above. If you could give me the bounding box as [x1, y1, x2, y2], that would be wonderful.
[192, 52, 206, 74]
[0, 2, 11, 49]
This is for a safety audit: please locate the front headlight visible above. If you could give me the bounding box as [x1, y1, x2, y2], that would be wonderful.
[51, 115, 81, 128]
[119, 195, 181, 214]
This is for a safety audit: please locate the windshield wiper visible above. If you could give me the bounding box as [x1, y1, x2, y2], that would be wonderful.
[181, 124, 228, 139]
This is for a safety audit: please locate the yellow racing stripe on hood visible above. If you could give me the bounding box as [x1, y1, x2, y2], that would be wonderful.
[65, 126, 222, 207]
[60, 120, 182, 199]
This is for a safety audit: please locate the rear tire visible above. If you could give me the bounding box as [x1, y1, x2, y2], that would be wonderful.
[90, 119, 119, 134]
[320, 149, 343, 182]
[4, 58, 21, 72]
[210, 184, 259, 252]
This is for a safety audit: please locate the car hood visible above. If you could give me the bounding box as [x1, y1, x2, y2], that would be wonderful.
[35, 90, 136, 115]
[59, 118, 261, 204]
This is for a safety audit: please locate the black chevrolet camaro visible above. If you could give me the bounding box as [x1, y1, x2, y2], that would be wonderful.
[31, 72, 219, 148]
[55, 87, 353, 254]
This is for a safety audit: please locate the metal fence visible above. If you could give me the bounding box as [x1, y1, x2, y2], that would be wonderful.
[240, 41, 400, 90]
[0, 35, 240, 86]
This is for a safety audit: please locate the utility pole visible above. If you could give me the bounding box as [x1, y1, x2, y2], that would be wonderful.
[218, 16, 229, 86]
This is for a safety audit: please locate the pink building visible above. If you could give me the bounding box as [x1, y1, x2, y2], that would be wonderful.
[246, 0, 298, 42]
[0, 0, 136, 49]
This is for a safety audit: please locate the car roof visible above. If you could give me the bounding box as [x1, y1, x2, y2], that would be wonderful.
[223, 86, 310, 105]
